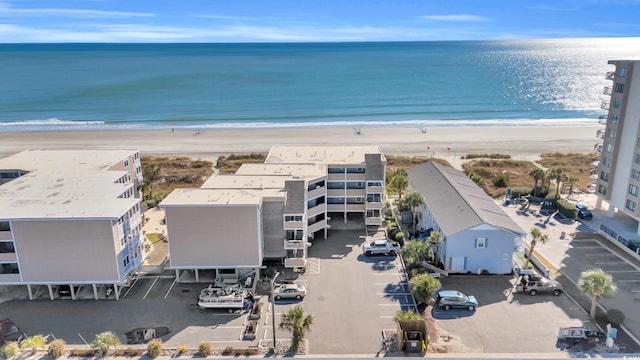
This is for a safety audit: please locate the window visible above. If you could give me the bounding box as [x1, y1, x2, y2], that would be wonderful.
[367, 181, 383, 187]
[123, 160, 129, 169]
[598, 184, 607, 196]
[611, 115, 618, 124]
[285, 215, 303, 221]
[630, 184, 639, 197]
[0, 221, 10, 232]
[367, 194, 382, 203]
[600, 171, 609, 181]
[123, 256, 130, 267]
[606, 143, 613, 153]
[636, 154, 640, 165]
[618, 68, 627, 77]
[327, 181, 345, 189]
[328, 167, 345, 174]
[0, 242, 15, 253]
[366, 210, 380, 217]
[0, 263, 19, 274]
[603, 157, 611, 168]
[346, 197, 364, 204]
[613, 98, 622, 108]
[608, 128, 616, 139]
[327, 197, 345, 204]
[632, 169, 640, 180]
[626, 199, 637, 211]
[615, 83, 625, 93]
[475, 238, 487, 248]
[450, 257, 466, 271]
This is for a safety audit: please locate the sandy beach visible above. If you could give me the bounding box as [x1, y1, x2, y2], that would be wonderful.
[0, 126, 598, 168]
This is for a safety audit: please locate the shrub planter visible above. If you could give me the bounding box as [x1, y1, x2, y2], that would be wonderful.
[243, 321, 258, 341]
[248, 302, 262, 320]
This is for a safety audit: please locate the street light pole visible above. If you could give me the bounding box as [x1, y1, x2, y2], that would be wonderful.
[271, 271, 280, 355]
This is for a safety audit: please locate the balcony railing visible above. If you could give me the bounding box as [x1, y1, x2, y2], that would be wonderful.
[596, 129, 605, 139]
[284, 239, 306, 250]
[284, 220, 304, 230]
[307, 186, 325, 199]
[591, 160, 600, 167]
[603, 86, 612, 95]
[598, 115, 607, 124]
[594, 143, 603, 153]
[284, 257, 306, 268]
[365, 217, 383, 226]
[601, 101, 610, 110]
[308, 219, 328, 233]
[606, 71, 615, 80]
[308, 203, 326, 217]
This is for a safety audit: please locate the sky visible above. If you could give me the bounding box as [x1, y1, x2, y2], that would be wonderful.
[1, 0, 640, 43]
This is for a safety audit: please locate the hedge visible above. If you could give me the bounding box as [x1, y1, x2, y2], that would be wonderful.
[556, 199, 577, 218]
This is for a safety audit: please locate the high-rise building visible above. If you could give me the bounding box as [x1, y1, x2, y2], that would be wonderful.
[596, 60, 640, 234]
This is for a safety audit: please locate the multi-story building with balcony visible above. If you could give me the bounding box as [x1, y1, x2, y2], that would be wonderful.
[160, 145, 386, 282]
[596, 60, 640, 234]
[0, 150, 144, 300]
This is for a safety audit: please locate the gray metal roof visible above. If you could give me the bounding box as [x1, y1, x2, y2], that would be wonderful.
[365, 154, 384, 181]
[284, 180, 305, 213]
[406, 162, 525, 237]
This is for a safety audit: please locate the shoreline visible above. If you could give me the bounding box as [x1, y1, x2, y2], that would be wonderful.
[0, 126, 598, 167]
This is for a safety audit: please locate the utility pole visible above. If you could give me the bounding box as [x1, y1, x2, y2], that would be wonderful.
[271, 271, 280, 355]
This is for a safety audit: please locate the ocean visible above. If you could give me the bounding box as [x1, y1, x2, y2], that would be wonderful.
[1, 38, 639, 132]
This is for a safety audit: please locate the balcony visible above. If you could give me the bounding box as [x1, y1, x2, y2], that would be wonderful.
[594, 143, 603, 153]
[599, 115, 607, 125]
[327, 173, 345, 181]
[366, 202, 385, 210]
[0, 231, 12, 241]
[592, 160, 600, 167]
[284, 257, 306, 268]
[596, 129, 605, 139]
[601, 101, 610, 110]
[0, 252, 17, 262]
[284, 220, 304, 230]
[606, 71, 615, 80]
[367, 185, 384, 193]
[366, 217, 383, 226]
[603, 86, 612, 95]
[307, 203, 326, 217]
[345, 173, 366, 181]
[327, 204, 345, 212]
[589, 169, 599, 180]
[308, 218, 328, 233]
[284, 239, 306, 250]
[307, 186, 325, 199]
[345, 204, 365, 211]
[345, 188, 365, 197]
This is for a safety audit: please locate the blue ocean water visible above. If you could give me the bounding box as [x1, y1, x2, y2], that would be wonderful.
[1, 38, 639, 131]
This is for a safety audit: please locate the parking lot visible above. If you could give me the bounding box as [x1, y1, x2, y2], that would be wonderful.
[434, 276, 591, 353]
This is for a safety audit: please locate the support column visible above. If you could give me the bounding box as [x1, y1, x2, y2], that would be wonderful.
[195, 269, 199, 282]
[48, 285, 54, 300]
[175, 269, 180, 283]
[608, 206, 615, 218]
[637, 222, 640, 236]
[596, 197, 603, 210]
[324, 227, 328, 239]
[343, 212, 347, 223]
[92, 284, 98, 300]
[27, 284, 33, 300]
[70, 285, 76, 300]
[115, 284, 120, 300]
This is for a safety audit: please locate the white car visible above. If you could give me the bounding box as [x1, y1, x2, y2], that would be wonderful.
[363, 239, 401, 256]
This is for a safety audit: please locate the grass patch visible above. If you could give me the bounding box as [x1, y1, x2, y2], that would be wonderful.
[462, 159, 539, 198]
[386, 155, 451, 173]
[216, 153, 266, 174]
[141, 156, 214, 203]
[536, 152, 597, 192]
[462, 153, 511, 160]
[146, 233, 161, 243]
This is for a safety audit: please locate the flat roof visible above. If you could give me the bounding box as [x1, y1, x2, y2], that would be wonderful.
[265, 145, 385, 165]
[201, 175, 293, 190]
[160, 188, 283, 207]
[0, 150, 139, 220]
[236, 163, 326, 177]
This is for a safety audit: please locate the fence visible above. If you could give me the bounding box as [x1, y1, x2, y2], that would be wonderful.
[599, 224, 640, 259]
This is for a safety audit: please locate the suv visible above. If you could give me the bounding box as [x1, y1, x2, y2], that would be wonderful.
[363, 240, 400, 256]
[575, 204, 593, 220]
[436, 290, 478, 311]
[517, 275, 563, 296]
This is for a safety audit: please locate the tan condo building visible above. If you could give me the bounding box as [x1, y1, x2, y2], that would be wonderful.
[596, 60, 640, 234]
[0, 150, 144, 300]
[160, 145, 386, 283]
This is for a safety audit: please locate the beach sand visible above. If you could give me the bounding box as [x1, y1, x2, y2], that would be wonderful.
[0, 126, 598, 168]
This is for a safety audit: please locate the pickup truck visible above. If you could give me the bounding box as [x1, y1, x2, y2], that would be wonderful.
[363, 239, 401, 256]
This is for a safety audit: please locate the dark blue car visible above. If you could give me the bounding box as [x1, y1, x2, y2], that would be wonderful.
[576, 204, 593, 220]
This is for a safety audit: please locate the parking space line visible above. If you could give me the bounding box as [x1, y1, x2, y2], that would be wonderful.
[376, 292, 411, 296]
[594, 261, 628, 265]
[164, 278, 177, 299]
[631, 290, 640, 293]
[584, 253, 618, 257]
[604, 270, 639, 273]
[121, 278, 139, 299]
[142, 276, 159, 300]
[378, 303, 413, 306]
[570, 246, 603, 249]
[618, 279, 640, 282]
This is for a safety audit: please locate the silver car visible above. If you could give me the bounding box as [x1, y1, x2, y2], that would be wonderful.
[517, 275, 563, 296]
[273, 284, 307, 300]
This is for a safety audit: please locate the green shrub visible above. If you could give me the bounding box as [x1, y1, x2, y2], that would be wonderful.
[47, 340, 67, 359]
[492, 175, 509, 188]
[1, 342, 19, 360]
[394, 231, 405, 246]
[198, 342, 212, 357]
[176, 344, 189, 356]
[556, 198, 577, 218]
[146, 339, 163, 359]
[607, 308, 625, 326]
[243, 348, 258, 356]
[222, 346, 234, 355]
[121, 347, 145, 356]
[511, 187, 532, 199]
[69, 349, 96, 357]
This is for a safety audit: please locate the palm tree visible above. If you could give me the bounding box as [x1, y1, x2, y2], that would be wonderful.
[404, 192, 425, 236]
[548, 167, 566, 200]
[409, 274, 441, 305]
[20, 334, 46, 355]
[389, 173, 409, 204]
[393, 310, 423, 322]
[524, 227, 548, 269]
[578, 268, 617, 322]
[529, 168, 545, 197]
[279, 306, 314, 353]
[142, 163, 162, 199]
[402, 240, 430, 266]
[91, 331, 120, 356]
[566, 176, 579, 196]
[429, 231, 442, 263]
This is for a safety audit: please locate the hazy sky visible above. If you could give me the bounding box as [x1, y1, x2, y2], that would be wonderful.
[1, 0, 640, 43]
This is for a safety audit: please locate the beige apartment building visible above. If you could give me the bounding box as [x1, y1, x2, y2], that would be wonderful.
[0, 150, 144, 300]
[596, 60, 640, 234]
[160, 145, 386, 282]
